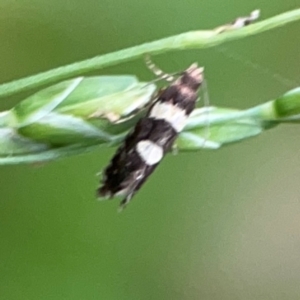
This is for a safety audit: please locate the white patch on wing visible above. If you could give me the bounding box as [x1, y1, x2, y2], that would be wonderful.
[150, 102, 187, 132]
[136, 140, 163, 165]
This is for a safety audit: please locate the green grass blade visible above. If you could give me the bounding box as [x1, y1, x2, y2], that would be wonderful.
[0, 75, 300, 164]
[0, 9, 299, 98]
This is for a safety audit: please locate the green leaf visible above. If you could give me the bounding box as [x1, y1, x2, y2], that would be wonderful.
[3, 76, 156, 151]
[12, 78, 83, 127]
[0, 128, 48, 156]
[274, 87, 300, 120]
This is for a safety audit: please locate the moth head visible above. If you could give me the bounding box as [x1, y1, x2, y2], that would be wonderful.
[179, 64, 204, 91]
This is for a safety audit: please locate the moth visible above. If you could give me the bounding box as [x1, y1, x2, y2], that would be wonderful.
[97, 10, 260, 209]
[97, 59, 204, 209]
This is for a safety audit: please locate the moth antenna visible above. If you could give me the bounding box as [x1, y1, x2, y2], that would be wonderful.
[145, 54, 175, 82]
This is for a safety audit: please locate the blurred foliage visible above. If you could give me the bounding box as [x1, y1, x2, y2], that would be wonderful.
[0, 1, 300, 300]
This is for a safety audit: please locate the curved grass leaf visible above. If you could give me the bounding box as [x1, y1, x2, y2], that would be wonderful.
[0, 75, 299, 164]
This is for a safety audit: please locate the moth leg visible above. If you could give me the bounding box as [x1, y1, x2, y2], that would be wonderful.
[171, 144, 179, 155]
[118, 167, 147, 211]
[119, 194, 134, 212]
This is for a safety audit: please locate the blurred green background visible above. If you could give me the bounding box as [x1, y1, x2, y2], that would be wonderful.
[0, 1, 300, 299]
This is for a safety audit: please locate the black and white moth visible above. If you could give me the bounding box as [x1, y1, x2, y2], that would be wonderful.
[98, 63, 204, 209]
[96, 10, 262, 209]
